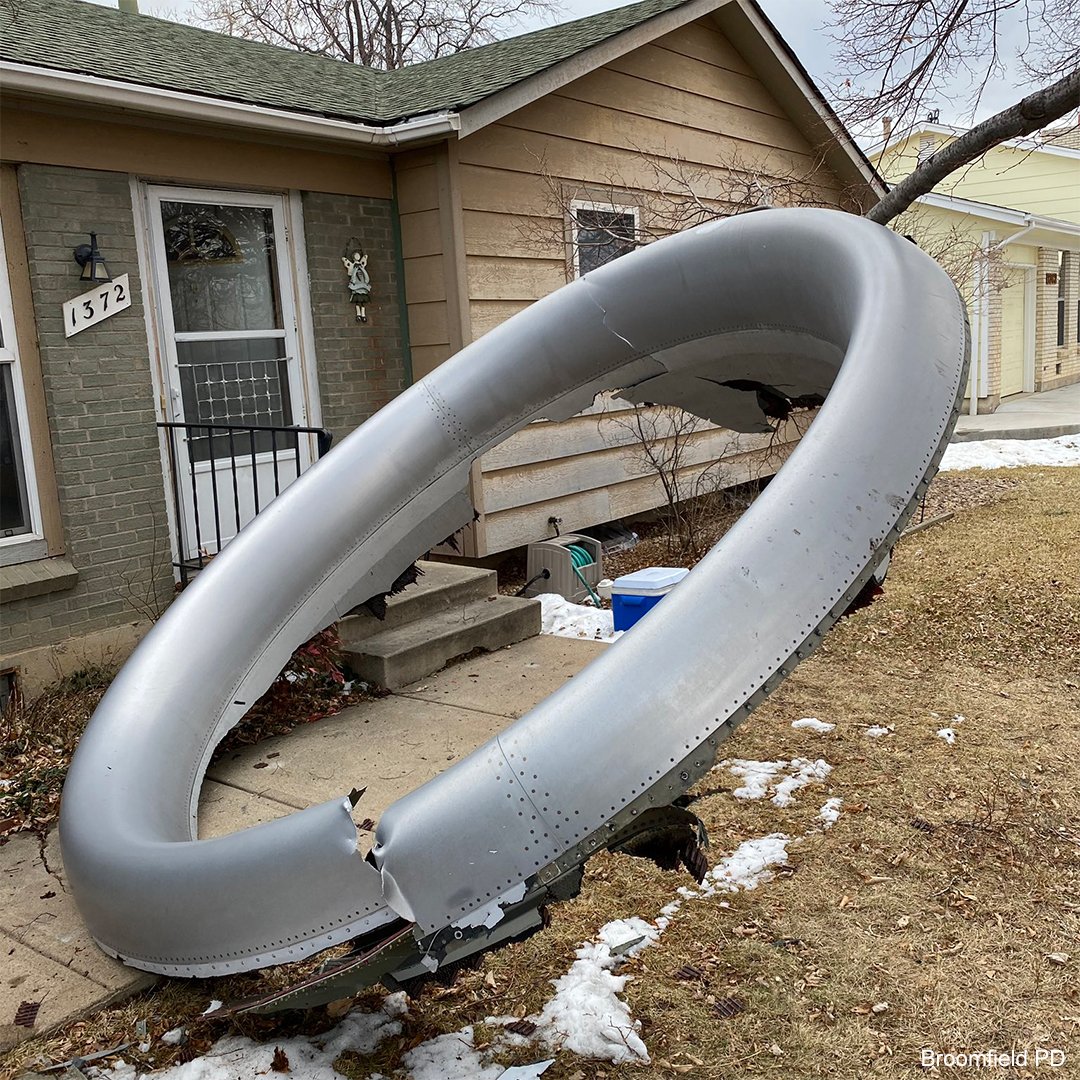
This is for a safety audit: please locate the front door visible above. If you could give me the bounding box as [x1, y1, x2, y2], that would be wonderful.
[148, 187, 311, 565]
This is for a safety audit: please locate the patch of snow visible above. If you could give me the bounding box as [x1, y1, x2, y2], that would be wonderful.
[536, 593, 622, 642]
[656, 900, 682, 930]
[160, 1027, 184, 1046]
[694, 834, 792, 896]
[526, 916, 664, 1064]
[598, 916, 663, 958]
[940, 434, 1080, 472]
[723, 758, 831, 807]
[818, 798, 843, 829]
[101, 994, 408, 1080]
[403, 1026, 504, 1080]
[791, 717, 835, 733]
[937, 727, 957, 745]
[772, 760, 832, 807]
[865, 725, 893, 738]
[201, 1000, 223, 1016]
[953, 714, 965, 724]
[723, 758, 788, 800]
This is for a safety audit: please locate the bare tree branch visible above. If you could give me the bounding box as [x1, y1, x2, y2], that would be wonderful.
[194, 0, 557, 68]
[827, 0, 1078, 131]
[867, 67, 1080, 223]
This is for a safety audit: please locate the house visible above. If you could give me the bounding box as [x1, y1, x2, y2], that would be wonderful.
[0, 0, 882, 690]
[871, 120, 1080, 412]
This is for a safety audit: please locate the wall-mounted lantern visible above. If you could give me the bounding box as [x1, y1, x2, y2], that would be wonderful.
[73, 233, 112, 283]
[342, 239, 371, 323]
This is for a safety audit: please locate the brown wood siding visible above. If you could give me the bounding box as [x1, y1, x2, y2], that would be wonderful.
[0, 102, 392, 198]
[455, 17, 848, 554]
[482, 423, 803, 554]
[395, 149, 450, 378]
[395, 142, 482, 554]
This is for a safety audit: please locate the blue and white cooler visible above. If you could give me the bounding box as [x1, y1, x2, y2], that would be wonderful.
[611, 566, 690, 632]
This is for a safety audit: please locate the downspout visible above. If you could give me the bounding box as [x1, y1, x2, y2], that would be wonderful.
[990, 218, 1035, 252]
[969, 231, 994, 416]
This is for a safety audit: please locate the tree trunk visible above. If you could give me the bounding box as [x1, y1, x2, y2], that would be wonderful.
[866, 68, 1080, 225]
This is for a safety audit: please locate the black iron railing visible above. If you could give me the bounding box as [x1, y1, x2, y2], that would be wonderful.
[158, 420, 333, 584]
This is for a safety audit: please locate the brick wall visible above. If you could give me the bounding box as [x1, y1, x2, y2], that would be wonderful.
[2, 180, 411, 667]
[301, 192, 408, 439]
[0, 165, 173, 658]
[1035, 246, 1080, 392]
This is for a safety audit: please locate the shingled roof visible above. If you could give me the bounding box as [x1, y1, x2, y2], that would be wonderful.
[380, 0, 691, 120]
[1, 0, 695, 125]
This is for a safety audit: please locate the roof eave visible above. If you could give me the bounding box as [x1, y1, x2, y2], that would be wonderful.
[918, 191, 1080, 240]
[0, 61, 459, 148]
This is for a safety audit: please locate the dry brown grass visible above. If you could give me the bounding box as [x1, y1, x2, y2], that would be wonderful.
[4, 467, 1078, 1079]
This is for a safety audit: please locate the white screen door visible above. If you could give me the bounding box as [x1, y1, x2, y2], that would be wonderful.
[148, 187, 311, 565]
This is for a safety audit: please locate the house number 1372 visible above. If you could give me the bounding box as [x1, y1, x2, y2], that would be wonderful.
[62, 274, 132, 338]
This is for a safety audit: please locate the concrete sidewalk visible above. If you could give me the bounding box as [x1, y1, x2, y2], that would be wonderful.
[954, 382, 1080, 441]
[0, 635, 606, 1052]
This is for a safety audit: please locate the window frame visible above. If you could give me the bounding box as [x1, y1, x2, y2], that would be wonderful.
[569, 200, 640, 280]
[0, 212, 46, 561]
[1057, 251, 1067, 348]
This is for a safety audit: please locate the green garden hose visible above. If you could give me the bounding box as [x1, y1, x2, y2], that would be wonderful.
[566, 542, 602, 606]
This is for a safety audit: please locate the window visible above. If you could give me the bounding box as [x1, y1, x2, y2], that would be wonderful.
[158, 199, 294, 463]
[1058, 252, 1067, 347]
[571, 202, 638, 278]
[0, 213, 43, 557]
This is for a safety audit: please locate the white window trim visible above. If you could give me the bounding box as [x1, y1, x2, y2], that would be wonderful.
[0, 212, 45, 562]
[569, 200, 640, 280]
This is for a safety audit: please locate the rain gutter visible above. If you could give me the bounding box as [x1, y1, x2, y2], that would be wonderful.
[0, 62, 460, 148]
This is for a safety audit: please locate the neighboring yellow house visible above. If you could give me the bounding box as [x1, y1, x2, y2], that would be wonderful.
[872, 121, 1080, 413]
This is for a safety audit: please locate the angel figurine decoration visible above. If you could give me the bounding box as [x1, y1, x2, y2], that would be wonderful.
[342, 248, 372, 323]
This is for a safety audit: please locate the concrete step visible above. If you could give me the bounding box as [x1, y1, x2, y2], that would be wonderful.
[340, 560, 498, 645]
[343, 595, 541, 690]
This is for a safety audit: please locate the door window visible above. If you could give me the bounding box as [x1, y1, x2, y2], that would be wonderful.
[159, 200, 297, 461]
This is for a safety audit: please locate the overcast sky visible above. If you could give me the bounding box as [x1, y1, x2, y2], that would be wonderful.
[82, 0, 1042, 131]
